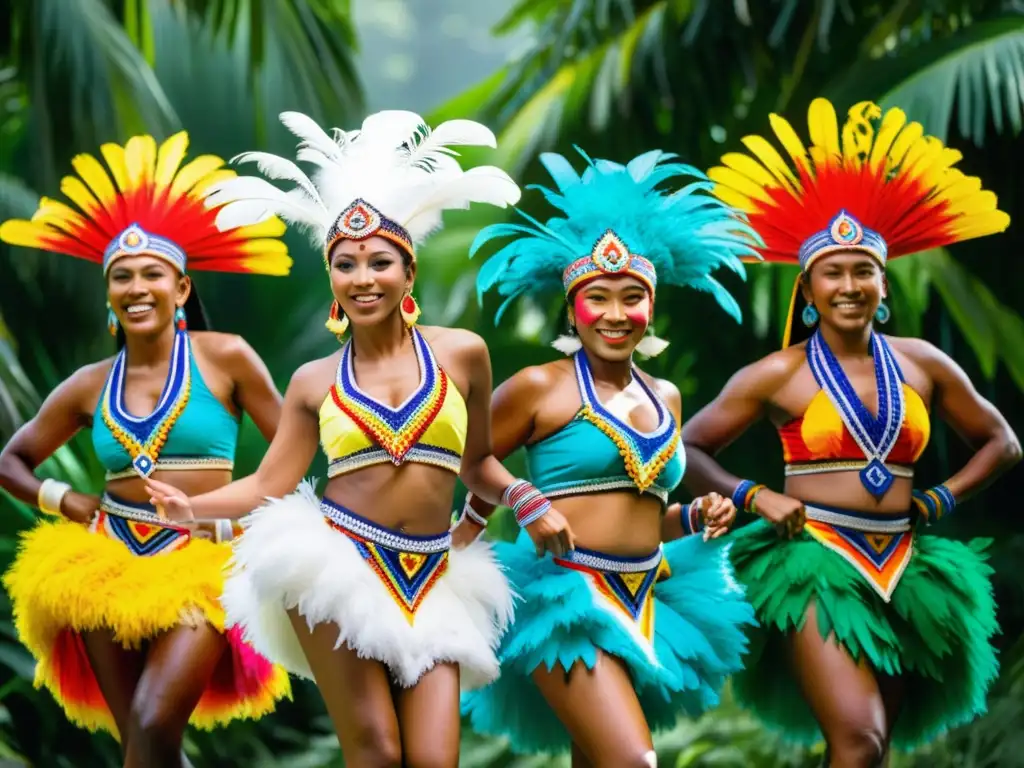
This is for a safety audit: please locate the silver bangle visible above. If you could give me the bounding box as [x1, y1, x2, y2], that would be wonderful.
[462, 495, 489, 527]
[214, 519, 233, 543]
[38, 479, 72, 517]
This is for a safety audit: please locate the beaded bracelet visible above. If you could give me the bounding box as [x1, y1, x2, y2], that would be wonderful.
[731, 479, 767, 515]
[214, 520, 233, 543]
[502, 479, 552, 528]
[453, 494, 490, 528]
[911, 485, 957, 526]
[37, 479, 71, 517]
[680, 499, 706, 536]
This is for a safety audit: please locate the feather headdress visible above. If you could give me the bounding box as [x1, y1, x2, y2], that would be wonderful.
[708, 97, 1011, 345]
[471, 148, 763, 327]
[205, 110, 521, 262]
[0, 132, 292, 277]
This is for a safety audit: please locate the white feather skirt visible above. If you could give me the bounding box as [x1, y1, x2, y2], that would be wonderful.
[221, 481, 515, 690]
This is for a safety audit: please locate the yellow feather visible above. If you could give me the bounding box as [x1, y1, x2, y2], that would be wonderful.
[124, 135, 158, 192]
[720, 152, 781, 189]
[59, 176, 101, 217]
[886, 120, 924, 170]
[154, 132, 190, 194]
[868, 107, 907, 171]
[840, 102, 879, 168]
[71, 153, 118, 212]
[707, 166, 773, 204]
[100, 143, 129, 192]
[740, 135, 800, 190]
[170, 156, 225, 199]
[807, 98, 840, 159]
[937, 175, 983, 204]
[240, 250, 294, 276]
[190, 169, 235, 198]
[711, 183, 757, 213]
[0, 220, 50, 248]
[34, 199, 88, 230]
[237, 217, 287, 238]
[768, 114, 809, 167]
[945, 190, 1000, 218]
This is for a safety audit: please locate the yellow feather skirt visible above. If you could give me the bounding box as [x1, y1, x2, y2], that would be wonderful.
[2, 518, 291, 737]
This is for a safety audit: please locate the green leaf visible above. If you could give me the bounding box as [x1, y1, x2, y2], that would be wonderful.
[926, 249, 998, 378]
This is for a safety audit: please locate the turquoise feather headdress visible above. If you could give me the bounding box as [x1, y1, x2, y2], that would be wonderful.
[471, 148, 764, 325]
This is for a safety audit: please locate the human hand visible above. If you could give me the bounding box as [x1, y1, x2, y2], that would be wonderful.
[451, 515, 485, 549]
[61, 492, 100, 525]
[144, 478, 195, 524]
[695, 492, 735, 540]
[524, 505, 576, 558]
[750, 488, 805, 539]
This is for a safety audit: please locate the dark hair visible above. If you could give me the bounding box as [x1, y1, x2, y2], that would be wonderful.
[115, 284, 211, 350]
[785, 273, 816, 348]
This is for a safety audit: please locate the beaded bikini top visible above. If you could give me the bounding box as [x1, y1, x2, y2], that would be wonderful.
[525, 351, 683, 505]
[92, 330, 238, 480]
[318, 327, 467, 478]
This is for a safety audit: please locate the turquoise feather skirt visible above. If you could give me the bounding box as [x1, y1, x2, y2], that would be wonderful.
[461, 532, 756, 754]
[729, 519, 999, 749]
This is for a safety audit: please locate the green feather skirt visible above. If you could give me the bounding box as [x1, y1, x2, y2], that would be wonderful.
[729, 519, 999, 749]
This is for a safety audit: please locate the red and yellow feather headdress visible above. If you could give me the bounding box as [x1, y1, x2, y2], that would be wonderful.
[0, 132, 293, 277]
[708, 98, 1010, 345]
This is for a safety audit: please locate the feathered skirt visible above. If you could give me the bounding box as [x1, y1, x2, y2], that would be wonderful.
[1, 493, 291, 738]
[221, 482, 514, 689]
[461, 532, 757, 754]
[728, 504, 999, 749]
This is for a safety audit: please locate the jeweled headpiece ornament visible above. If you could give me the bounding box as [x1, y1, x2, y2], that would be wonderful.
[0, 133, 293, 277]
[205, 110, 521, 263]
[471, 147, 763, 328]
[708, 98, 1010, 345]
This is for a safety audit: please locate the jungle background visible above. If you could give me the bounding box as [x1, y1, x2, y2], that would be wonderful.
[0, 0, 1023, 765]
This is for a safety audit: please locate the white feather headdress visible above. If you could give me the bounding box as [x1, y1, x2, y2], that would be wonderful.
[205, 110, 522, 259]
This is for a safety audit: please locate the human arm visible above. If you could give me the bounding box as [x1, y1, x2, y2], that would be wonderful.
[220, 335, 284, 443]
[908, 340, 1021, 520]
[146, 361, 322, 520]
[455, 335, 574, 556]
[0, 364, 107, 523]
[681, 355, 806, 537]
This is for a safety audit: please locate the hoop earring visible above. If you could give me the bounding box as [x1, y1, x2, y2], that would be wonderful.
[106, 302, 119, 337]
[400, 292, 421, 327]
[174, 306, 187, 332]
[875, 302, 890, 324]
[325, 300, 349, 341]
[801, 304, 819, 327]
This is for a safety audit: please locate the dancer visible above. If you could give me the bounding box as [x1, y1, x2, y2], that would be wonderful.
[457, 148, 761, 767]
[682, 98, 1019, 765]
[145, 110, 544, 767]
[0, 133, 293, 765]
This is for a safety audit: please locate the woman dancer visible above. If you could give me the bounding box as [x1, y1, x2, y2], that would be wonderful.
[457, 148, 760, 767]
[0, 133, 293, 766]
[145, 110, 557, 767]
[682, 98, 1019, 765]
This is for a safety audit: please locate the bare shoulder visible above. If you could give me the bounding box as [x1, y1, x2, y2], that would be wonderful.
[68, 357, 116, 398]
[499, 359, 571, 397]
[649, 375, 682, 416]
[190, 330, 252, 359]
[289, 352, 341, 401]
[724, 344, 806, 395]
[421, 325, 487, 360]
[885, 335, 944, 365]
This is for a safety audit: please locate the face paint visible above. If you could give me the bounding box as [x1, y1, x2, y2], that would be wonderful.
[573, 292, 601, 326]
[625, 306, 649, 329]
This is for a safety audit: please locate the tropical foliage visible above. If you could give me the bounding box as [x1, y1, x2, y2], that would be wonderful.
[0, 0, 1022, 765]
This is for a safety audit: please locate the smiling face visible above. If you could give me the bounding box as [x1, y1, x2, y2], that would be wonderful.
[802, 249, 886, 334]
[106, 254, 190, 337]
[328, 236, 413, 328]
[567, 276, 652, 362]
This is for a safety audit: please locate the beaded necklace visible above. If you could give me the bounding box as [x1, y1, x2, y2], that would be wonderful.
[574, 350, 678, 494]
[806, 329, 905, 499]
[330, 327, 448, 464]
[100, 329, 192, 478]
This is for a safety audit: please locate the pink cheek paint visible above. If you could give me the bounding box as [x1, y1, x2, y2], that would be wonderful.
[625, 307, 649, 331]
[573, 293, 602, 326]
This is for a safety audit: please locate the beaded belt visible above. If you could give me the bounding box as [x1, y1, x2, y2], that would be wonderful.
[321, 497, 450, 624]
[802, 502, 914, 602]
[554, 545, 669, 651]
[91, 493, 191, 556]
[785, 460, 913, 479]
[105, 456, 233, 482]
[327, 445, 461, 478]
[539, 478, 670, 506]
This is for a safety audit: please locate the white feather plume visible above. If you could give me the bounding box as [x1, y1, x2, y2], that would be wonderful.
[202, 109, 521, 250]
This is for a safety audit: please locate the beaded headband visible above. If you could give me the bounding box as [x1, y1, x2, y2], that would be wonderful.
[324, 199, 416, 261]
[103, 224, 188, 275]
[798, 211, 888, 272]
[562, 230, 657, 296]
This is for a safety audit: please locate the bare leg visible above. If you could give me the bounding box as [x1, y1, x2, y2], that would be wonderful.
[392, 661, 460, 768]
[532, 651, 656, 768]
[876, 674, 907, 768]
[287, 608, 401, 768]
[81, 629, 145, 750]
[123, 623, 228, 768]
[790, 603, 888, 768]
[571, 743, 595, 768]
